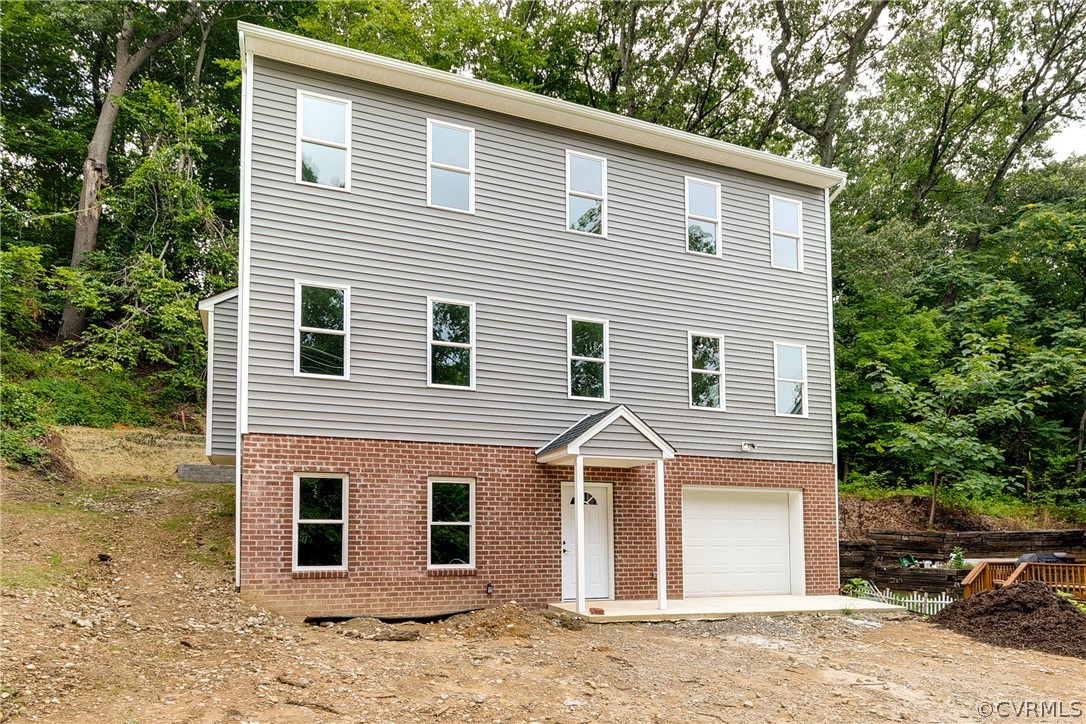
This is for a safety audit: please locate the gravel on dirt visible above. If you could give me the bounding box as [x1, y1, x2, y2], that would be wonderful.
[4, 430, 1086, 722]
[932, 581, 1086, 659]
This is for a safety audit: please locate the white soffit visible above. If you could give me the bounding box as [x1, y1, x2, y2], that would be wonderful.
[238, 23, 847, 190]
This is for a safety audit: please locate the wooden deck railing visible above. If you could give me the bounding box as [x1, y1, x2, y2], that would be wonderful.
[1003, 562, 1086, 601]
[961, 561, 1018, 598]
[962, 561, 1086, 600]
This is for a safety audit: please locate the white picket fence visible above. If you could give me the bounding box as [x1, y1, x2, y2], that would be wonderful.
[856, 584, 955, 615]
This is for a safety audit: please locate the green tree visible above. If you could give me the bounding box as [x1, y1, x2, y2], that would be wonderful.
[59, 0, 204, 341]
[873, 333, 1044, 526]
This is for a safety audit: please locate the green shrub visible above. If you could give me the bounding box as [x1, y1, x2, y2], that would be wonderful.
[21, 374, 152, 428]
[0, 379, 45, 428]
[0, 427, 48, 465]
[0, 245, 47, 339]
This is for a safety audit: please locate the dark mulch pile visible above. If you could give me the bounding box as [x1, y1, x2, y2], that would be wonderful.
[932, 581, 1086, 659]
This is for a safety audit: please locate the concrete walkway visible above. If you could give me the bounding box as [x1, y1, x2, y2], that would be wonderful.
[548, 595, 904, 622]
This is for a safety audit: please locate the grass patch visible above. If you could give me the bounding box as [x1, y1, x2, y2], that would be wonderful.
[0, 555, 73, 591]
[943, 492, 1086, 527]
[839, 481, 1086, 528]
[159, 513, 196, 531]
[189, 484, 235, 517]
[3, 500, 95, 518]
[58, 427, 204, 480]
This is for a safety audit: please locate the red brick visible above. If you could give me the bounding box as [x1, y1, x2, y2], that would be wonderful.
[240, 434, 838, 619]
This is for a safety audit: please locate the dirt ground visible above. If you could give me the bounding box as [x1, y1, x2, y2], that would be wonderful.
[3, 437, 1085, 723]
[837, 495, 1082, 540]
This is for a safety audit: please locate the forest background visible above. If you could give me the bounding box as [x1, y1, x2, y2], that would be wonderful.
[2, 0, 1085, 526]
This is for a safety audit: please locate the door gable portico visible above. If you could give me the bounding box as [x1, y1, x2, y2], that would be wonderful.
[537, 406, 674, 614]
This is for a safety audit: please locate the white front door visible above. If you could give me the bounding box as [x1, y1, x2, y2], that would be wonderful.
[561, 483, 612, 600]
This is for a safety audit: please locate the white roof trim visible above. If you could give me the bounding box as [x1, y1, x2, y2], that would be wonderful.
[538, 405, 675, 462]
[567, 405, 675, 458]
[199, 288, 239, 332]
[198, 287, 239, 311]
[237, 23, 847, 190]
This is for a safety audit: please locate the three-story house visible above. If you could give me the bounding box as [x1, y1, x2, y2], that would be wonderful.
[201, 23, 847, 619]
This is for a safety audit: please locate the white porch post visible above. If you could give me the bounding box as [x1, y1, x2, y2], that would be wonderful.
[655, 458, 667, 610]
[574, 455, 587, 614]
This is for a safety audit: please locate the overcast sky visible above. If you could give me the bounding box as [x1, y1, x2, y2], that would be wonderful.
[1048, 122, 1084, 160]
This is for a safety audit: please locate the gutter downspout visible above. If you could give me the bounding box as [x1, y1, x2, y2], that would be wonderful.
[828, 177, 847, 203]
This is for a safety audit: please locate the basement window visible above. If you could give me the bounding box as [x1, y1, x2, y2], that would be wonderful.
[293, 474, 348, 571]
[428, 478, 475, 569]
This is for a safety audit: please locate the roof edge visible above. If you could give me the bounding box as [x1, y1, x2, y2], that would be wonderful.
[198, 287, 239, 311]
[237, 23, 846, 190]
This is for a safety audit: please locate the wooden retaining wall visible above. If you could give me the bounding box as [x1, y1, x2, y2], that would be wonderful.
[864, 529, 1085, 560]
[839, 529, 1085, 595]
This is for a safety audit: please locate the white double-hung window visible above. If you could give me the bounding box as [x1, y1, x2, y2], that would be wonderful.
[686, 178, 721, 255]
[293, 473, 348, 571]
[770, 196, 803, 270]
[566, 151, 607, 235]
[774, 343, 807, 416]
[568, 317, 608, 399]
[295, 282, 349, 379]
[428, 478, 475, 569]
[689, 332, 725, 410]
[297, 91, 350, 190]
[427, 120, 475, 212]
[428, 298, 475, 389]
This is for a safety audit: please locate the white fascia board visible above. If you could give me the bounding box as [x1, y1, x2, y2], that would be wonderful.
[198, 288, 240, 333]
[567, 405, 676, 458]
[197, 287, 240, 311]
[237, 23, 847, 190]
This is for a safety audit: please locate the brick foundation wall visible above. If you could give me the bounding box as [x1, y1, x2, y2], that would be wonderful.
[240, 434, 838, 619]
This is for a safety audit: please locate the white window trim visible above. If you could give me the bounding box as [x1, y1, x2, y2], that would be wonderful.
[427, 477, 476, 570]
[426, 297, 477, 390]
[293, 280, 351, 380]
[292, 472, 348, 572]
[565, 150, 608, 238]
[426, 119, 476, 214]
[684, 177, 722, 257]
[688, 331, 726, 411]
[295, 89, 352, 192]
[567, 315, 610, 401]
[773, 342, 809, 418]
[769, 195, 803, 271]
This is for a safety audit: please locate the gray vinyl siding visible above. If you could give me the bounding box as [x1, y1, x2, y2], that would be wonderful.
[210, 297, 238, 458]
[578, 419, 665, 460]
[244, 58, 835, 462]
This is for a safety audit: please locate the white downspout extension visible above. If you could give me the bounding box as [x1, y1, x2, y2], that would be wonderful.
[828, 177, 847, 203]
[655, 458, 667, 610]
[574, 455, 586, 615]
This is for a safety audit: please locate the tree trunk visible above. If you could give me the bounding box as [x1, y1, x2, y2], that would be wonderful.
[57, 1, 201, 342]
[1077, 392, 1086, 476]
[58, 73, 129, 341]
[928, 471, 939, 528]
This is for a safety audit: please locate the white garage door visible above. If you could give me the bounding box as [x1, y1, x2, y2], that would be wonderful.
[682, 488, 792, 596]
